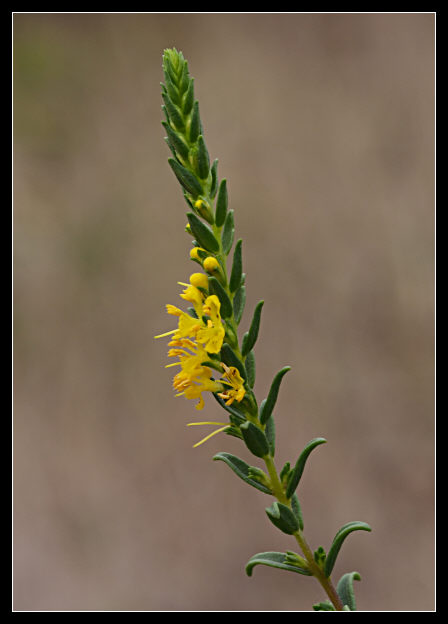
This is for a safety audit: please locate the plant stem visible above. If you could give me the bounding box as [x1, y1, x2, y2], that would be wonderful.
[264, 452, 344, 611]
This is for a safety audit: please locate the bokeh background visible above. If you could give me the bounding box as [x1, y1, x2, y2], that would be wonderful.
[13, 13, 435, 611]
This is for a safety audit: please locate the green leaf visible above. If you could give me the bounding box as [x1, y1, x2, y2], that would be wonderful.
[285, 437, 327, 499]
[197, 135, 210, 180]
[233, 285, 246, 325]
[264, 414, 275, 456]
[169, 160, 203, 198]
[245, 350, 256, 388]
[189, 100, 201, 143]
[215, 179, 228, 227]
[208, 277, 233, 318]
[220, 343, 247, 380]
[246, 552, 311, 577]
[337, 571, 361, 611]
[265, 501, 299, 535]
[259, 366, 291, 425]
[241, 300, 264, 356]
[213, 452, 272, 494]
[291, 493, 304, 530]
[161, 92, 184, 131]
[182, 76, 194, 114]
[240, 421, 270, 458]
[221, 209, 234, 255]
[324, 522, 372, 578]
[212, 392, 246, 424]
[210, 159, 219, 198]
[313, 601, 336, 611]
[162, 121, 189, 161]
[186, 212, 220, 252]
[229, 239, 243, 293]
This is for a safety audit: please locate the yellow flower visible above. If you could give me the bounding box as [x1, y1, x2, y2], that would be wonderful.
[196, 295, 225, 353]
[218, 363, 246, 405]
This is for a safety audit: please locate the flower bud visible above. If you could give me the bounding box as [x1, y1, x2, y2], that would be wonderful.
[203, 256, 219, 273]
[189, 272, 209, 290]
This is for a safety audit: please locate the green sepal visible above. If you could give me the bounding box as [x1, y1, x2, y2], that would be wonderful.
[246, 552, 311, 577]
[186, 212, 220, 252]
[187, 307, 198, 318]
[265, 501, 299, 535]
[324, 522, 372, 578]
[189, 100, 201, 143]
[212, 392, 246, 424]
[161, 92, 184, 131]
[162, 121, 189, 161]
[337, 571, 361, 611]
[240, 421, 269, 458]
[245, 350, 256, 388]
[264, 414, 275, 456]
[210, 159, 219, 199]
[197, 135, 210, 180]
[229, 239, 243, 292]
[215, 179, 228, 227]
[221, 209, 234, 255]
[259, 366, 291, 425]
[290, 493, 304, 530]
[285, 437, 327, 499]
[313, 601, 336, 611]
[213, 452, 272, 494]
[233, 285, 246, 325]
[241, 300, 264, 356]
[169, 160, 203, 198]
[220, 343, 247, 380]
[208, 277, 233, 318]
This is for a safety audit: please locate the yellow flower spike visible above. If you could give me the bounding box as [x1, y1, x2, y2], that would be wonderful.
[187, 422, 230, 448]
[203, 256, 219, 273]
[189, 272, 209, 291]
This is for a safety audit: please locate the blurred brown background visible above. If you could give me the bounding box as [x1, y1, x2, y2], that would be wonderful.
[13, 13, 435, 611]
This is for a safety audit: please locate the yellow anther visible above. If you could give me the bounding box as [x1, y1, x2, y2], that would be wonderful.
[203, 256, 219, 273]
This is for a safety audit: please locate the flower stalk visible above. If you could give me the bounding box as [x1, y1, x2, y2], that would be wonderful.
[155, 47, 371, 611]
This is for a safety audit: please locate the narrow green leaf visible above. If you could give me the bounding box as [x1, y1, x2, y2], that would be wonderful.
[285, 437, 327, 499]
[162, 72, 181, 106]
[265, 501, 299, 535]
[162, 121, 189, 161]
[197, 135, 210, 180]
[240, 421, 270, 458]
[229, 239, 243, 293]
[169, 160, 203, 198]
[161, 92, 184, 131]
[245, 350, 256, 388]
[246, 552, 311, 577]
[212, 392, 246, 424]
[242, 300, 264, 356]
[265, 414, 275, 456]
[337, 572, 361, 611]
[233, 285, 246, 325]
[324, 522, 372, 578]
[290, 493, 304, 530]
[189, 100, 201, 143]
[213, 452, 272, 494]
[259, 366, 291, 425]
[182, 77, 194, 115]
[208, 277, 233, 318]
[221, 209, 234, 255]
[220, 343, 247, 380]
[186, 212, 220, 252]
[215, 179, 228, 227]
[210, 159, 219, 198]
